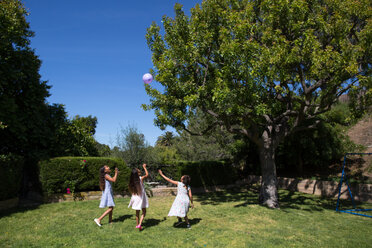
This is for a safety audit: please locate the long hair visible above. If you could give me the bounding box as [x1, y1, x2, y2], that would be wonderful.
[182, 175, 191, 188]
[129, 168, 142, 195]
[99, 166, 106, 191]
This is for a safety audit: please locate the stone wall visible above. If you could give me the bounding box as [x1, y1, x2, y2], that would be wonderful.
[245, 175, 372, 203]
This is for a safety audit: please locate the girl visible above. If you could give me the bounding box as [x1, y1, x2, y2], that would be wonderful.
[94, 165, 118, 227]
[158, 170, 194, 228]
[128, 163, 149, 231]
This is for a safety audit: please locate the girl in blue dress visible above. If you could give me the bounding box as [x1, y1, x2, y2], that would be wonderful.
[158, 170, 194, 228]
[94, 165, 118, 227]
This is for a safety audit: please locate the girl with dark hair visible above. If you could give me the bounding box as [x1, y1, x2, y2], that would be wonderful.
[158, 170, 194, 228]
[94, 165, 118, 227]
[128, 163, 149, 231]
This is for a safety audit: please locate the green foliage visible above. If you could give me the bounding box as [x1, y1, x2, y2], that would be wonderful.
[0, 0, 52, 158]
[0, 154, 23, 200]
[349, 78, 372, 119]
[38, 157, 130, 195]
[0, 1, 99, 161]
[277, 123, 344, 174]
[159, 160, 239, 187]
[48, 115, 99, 157]
[323, 102, 353, 126]
[155, 131, 175, 147]
[114, 124, 150, 167]
[144, 0, 371, 205]
[95, 142, 111, 157]
[61, 115, 99, 157]
[144, 0, 371, 134]
[152, 145, 180, 165]
[172, 109, 236, 161]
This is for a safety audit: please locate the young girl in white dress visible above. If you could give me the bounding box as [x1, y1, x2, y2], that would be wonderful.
[128, 163, 149, 231]
[94, 165, 118, 227]
[158, 170, 194, 228]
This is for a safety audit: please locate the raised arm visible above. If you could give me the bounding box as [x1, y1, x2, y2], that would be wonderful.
[158, 170, 178, 185]
[140, 163, 149, 181]
[105, 167, 119, 182]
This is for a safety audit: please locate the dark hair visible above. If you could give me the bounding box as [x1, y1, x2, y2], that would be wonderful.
[99, 166, 106, 191]
[129, 168, 142, 195]
[182, 175, 191, 188]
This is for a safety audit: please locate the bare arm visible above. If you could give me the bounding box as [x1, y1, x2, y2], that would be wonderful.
[158, 170, 178, 185]
[188, 188, 194, 208]
[105, 168, 118, 182]
[140, 164, 149, 181]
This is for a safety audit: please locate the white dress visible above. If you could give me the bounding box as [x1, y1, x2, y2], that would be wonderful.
[128, 177, 149, 210]
[168, 182, 190, 217]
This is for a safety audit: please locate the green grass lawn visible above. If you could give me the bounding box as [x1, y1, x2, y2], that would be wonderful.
[1, 189, 371, 248]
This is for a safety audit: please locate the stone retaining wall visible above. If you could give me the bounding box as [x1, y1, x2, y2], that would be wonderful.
[245, 175, 372, 203]
[44, 191, 127, 203]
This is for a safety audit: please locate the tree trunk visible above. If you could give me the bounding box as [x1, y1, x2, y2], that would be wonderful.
[258, 145, 279, 209]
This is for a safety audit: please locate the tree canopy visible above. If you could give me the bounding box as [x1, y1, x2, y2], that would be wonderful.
[144, 0, 371, 208]
[0, 0, 51, 158]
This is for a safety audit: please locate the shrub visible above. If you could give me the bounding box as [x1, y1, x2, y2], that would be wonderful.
[158, 160, 239, 187]
[0, 154, 24, 201]
[39, 157, 130, 195]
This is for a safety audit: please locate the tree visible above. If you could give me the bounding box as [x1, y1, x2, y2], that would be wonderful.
[0, 0, 51, 157]
[144, 0, 371, 208]
[156, 131, 175, 147]
[172, 109, 236, 161]
[115, 124, 150, 167]
[63, 115, 99, 156]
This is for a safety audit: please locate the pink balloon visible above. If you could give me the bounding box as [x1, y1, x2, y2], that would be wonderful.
[142, 73, 153, 84]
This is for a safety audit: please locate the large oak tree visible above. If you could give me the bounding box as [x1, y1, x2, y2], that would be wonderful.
[144, 0, 371, 208]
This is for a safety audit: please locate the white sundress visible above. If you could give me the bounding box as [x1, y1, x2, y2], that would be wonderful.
[99, 178, 115, 208]
[168, 182, 191, 218]
[128, 177, 149, 210]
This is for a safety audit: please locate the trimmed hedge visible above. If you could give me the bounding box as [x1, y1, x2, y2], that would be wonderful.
[39, 157, 130, 195]
[158, 160, 239, 187]
[0, 154, 24, 201]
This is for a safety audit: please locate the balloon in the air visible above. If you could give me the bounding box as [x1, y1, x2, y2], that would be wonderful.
[142, 73, 153, 84]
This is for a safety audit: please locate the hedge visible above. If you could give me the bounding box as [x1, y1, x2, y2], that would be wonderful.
[158, 160, 239, 187]
[0, 154, 24, 201]
[39, 157, 131, 195]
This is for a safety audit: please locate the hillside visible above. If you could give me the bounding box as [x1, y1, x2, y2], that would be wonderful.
[346, 114, 372, 180]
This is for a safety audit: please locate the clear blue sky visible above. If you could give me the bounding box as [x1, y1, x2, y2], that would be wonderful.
[23, 0, 202, 147]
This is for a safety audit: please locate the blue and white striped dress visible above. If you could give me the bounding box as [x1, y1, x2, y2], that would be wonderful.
[99, 178, 115, 208]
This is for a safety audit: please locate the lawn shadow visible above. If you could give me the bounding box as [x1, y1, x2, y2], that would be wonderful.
[0, 205, 40, 219]
[173, 218, 202, 228]
[278, 190, 363, 212]
[195, 186, 366, 213]
[112, 214, 132, 223]
[196, 187, 259, 206]
[144, 217, 167, 229]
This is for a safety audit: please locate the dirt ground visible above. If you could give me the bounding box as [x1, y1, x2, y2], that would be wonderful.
[345, 114, 372, 180]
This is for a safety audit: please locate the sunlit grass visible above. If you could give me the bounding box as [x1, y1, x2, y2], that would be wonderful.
[1, 189, 371, 248]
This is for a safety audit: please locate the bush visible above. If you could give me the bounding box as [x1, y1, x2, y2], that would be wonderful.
[0, 154, 24, 201]
[158, 160, 239, 187]
[39, 157, 131, 195]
